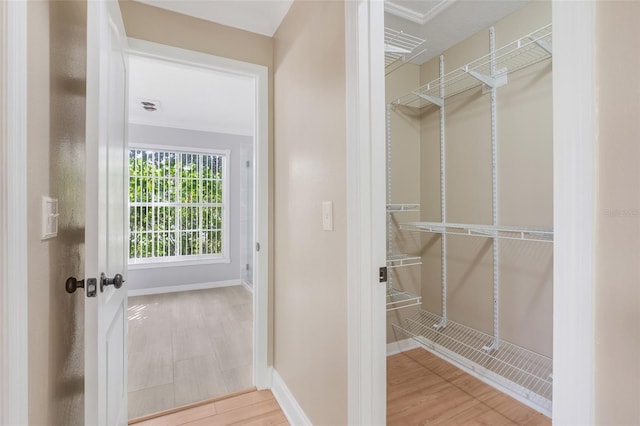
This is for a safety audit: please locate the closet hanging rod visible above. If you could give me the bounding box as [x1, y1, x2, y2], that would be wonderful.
[401, 221, 554, 243]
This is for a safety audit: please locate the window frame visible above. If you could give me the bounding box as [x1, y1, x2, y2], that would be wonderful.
[127, 143, 231, 268]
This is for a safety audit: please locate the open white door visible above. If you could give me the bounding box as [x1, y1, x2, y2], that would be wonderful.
[85, 1, 129, 425]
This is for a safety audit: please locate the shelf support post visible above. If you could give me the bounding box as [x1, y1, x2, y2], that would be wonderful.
[385, 104, 394, 293]
[484, 27, 500, 352]
[434, 55, 448, 330]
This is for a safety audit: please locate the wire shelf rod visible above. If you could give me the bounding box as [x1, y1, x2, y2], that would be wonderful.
[400, 221, 553, 242]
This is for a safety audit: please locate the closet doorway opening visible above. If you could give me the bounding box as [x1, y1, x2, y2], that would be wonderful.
[124, 41, 269, 421]
[383, 1, 554, 423]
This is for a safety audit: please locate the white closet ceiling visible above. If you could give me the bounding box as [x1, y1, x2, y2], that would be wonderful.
[385, 0, 530, 64]
[131, 0, 529, 60]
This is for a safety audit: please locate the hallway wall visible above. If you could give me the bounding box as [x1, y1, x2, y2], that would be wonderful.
[27, 0, 87, 424]
[594, 1, 640, 423]
[273, 1, 347, 424]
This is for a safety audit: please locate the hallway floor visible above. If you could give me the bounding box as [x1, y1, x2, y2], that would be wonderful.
[128, 286, 253, 420]
[130, 389, 288, 426]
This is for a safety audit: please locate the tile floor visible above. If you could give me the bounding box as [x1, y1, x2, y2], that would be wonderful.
[127, 286, 253, 420]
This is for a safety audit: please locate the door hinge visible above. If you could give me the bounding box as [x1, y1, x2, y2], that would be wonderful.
[379, 266, 388, 283]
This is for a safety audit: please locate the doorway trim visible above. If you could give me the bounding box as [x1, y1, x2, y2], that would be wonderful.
[345, 1, 387, 424]
[126, 38, 271, 389]
[348, 1, 598, 423]
[0, 0, 29, 424]
[551, 1, 596, 423]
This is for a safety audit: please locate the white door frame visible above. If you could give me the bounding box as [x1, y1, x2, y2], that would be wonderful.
[0, 0, 29, 425]
[125, 38, 271, 389]
[345, 1, 387, 425]
[551, 2, 596, 424]
[344, 1, 598, 423]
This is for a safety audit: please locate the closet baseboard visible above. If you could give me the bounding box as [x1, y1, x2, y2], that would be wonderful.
[387, 338, 420, 356]
[270, 368, 312, 426]
[127, 279, 242, 297]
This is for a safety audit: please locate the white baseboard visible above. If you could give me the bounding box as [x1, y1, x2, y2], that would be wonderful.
[270, 368, 312, 426]
[241, 280, 254, 293]
[127, 279, 242, 297]
[387, 338, 420, 356]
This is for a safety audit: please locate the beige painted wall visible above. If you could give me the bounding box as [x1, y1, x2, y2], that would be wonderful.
[118, 0, 277, 363]
[273, 1, 347, 424]
[594, 2, 640, 424]
[27, 0, 87, 424]
[418, 1, 553, 356]
[385, 64, 422, 343]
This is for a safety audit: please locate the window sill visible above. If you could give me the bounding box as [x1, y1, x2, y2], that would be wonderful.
[128, 256, 230, 270]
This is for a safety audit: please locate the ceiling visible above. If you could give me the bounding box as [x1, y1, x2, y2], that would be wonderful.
[128, 55, 255, 136]
[133, 0, 293, 36]
[384, 0, 530, 64]
[127, 0, 529, 133]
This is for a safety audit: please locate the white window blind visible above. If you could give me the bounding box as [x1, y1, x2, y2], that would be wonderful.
[128, 148, 227, 264]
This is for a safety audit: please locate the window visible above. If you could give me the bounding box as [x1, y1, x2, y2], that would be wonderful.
[128, 147, 229, 265]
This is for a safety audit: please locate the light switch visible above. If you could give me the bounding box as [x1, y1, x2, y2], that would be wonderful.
[41, 196, 59, 240]
[322, 201, 333, 231]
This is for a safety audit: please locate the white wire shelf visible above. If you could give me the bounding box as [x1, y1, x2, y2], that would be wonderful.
[393, 309, 552, 415]
[385, 27, 426, 68]
[387, 253, 422, 269]
[391, 24, 552, 110]
[387, 203, 420, 212]
[400, 221, 553, 243]
[387, 288, 422, 312]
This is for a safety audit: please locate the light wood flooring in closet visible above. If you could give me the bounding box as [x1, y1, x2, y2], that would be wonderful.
[129, 389, 289, 426]
[128, 286, 253, 420]
[388, 348, 551, 425]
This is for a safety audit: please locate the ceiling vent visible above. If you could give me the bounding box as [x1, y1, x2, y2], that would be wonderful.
[138, 98, 161, 112]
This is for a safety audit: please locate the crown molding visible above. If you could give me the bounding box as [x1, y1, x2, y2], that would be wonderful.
[385, 0, 455, 25]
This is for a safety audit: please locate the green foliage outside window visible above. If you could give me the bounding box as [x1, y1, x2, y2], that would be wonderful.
[129, 149, 225, 261]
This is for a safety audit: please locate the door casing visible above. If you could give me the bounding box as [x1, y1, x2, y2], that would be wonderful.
[0, 2, 599, 424]
[126, 38, 271, 389]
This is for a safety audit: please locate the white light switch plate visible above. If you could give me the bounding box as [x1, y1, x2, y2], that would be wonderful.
[322, 201, 333, 231]
[41, 196, 59, 240]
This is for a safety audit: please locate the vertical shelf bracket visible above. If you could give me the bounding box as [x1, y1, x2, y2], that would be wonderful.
[434, 55, 448, 330]
[386, 104, 394, 293]
[484, 27, 500, 353]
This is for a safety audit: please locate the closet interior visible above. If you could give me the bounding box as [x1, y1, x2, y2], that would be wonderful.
[384, 1, 553, 417]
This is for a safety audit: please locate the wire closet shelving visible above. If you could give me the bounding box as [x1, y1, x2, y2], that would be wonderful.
[391, 24, 552, 111]
[387, 23, 554, 416]
[384, 27, 426, 71]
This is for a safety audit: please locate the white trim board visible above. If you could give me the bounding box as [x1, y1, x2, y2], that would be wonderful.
[345, 1, 387, 425]
[270, 368, 312, 426]
[126, 279, 243, 297]
[552, 2, 596, 423]
[125, 37, 271, 390]
[1, 1, 29, 425]
[386, 338, 420, 357]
